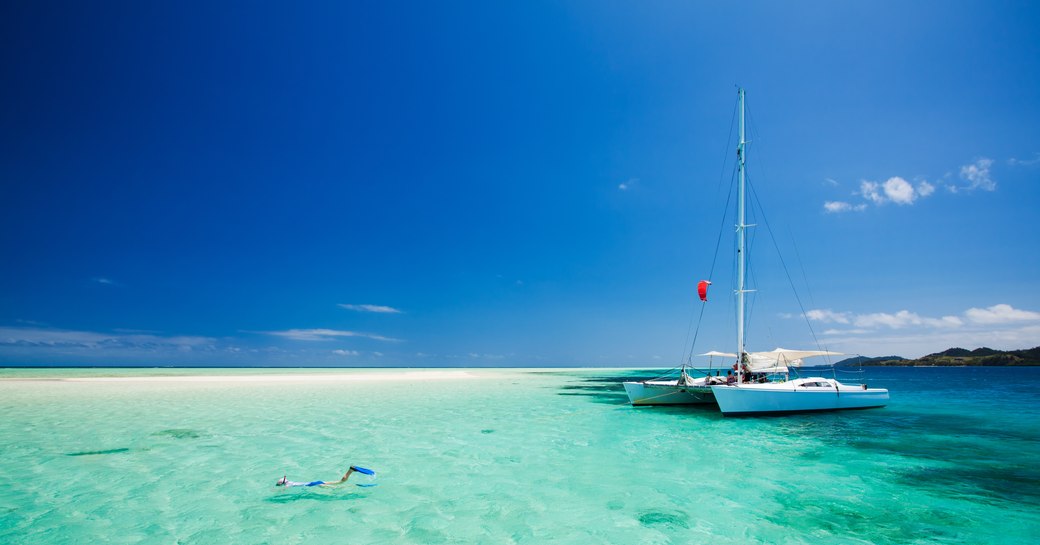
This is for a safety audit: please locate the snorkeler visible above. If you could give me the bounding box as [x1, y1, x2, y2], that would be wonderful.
[276, 467, 354, 488]
[275, 465, 376, 487]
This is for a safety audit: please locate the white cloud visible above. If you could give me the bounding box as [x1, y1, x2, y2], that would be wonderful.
[823, 201, 866, 213]
[92, 277, 119, 286]
[811, 303, 1040, 357]
[338, 304, 402, 314]
[958, 158, 996, 191]
[815, 305, 1039, 332]
[824, 178, 840, 187]
[825, 157, 998, 211]
[823, 328, 872, 336]
[15, 319, 46, 326]
[856, 177, 934, 207]
[883, 177, 916, 205]
[821, 324, 1040, 359]
[0, 327, 214, 349]
[331, 349, 360, 356]
[805, 309, 851, 324]
[852, 310, 962, 329]
[264, 329, 400, 342]
[468, 352, 506, 360]
[618, 178, 639, 191]
[964, 304, 1040, 324]
[808, 308, 964, 330]
[1008, 153, 1040, 167]
[860, 181, 884, 205]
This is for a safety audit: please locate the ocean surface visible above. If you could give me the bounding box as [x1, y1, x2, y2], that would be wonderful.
[1, 366, 1037, 544]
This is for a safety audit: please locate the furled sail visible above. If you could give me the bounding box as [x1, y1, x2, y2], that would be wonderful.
[746, 348, 843, 371]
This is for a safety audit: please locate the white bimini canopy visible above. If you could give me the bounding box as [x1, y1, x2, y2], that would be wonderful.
[699, 351, 738, 358]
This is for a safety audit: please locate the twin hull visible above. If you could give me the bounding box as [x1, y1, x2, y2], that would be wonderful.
[622, 381, 716, 405]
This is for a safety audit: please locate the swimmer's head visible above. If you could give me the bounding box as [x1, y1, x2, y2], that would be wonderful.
[276, 475, 287, 486]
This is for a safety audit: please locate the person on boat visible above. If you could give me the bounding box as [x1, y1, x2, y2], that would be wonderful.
[726, 370, 735, 384]
[732, 362, 753, 382]
[276, 467, 355, 488]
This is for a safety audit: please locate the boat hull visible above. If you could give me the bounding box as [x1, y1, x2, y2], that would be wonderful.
[710, 380, 888, 415]
[623, 381, 716, 405]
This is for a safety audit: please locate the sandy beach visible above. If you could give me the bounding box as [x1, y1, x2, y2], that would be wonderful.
[0, 369, 488, 383]
[72, 370, 482, 382]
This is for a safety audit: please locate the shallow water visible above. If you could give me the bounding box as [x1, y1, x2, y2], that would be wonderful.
[1, 367, 1037, 544]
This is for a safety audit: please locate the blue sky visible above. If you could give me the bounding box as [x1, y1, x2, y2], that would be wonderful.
[2, 1, 1039, 366]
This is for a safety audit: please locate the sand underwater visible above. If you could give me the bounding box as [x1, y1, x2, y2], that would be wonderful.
[1, 366, 1037, 544]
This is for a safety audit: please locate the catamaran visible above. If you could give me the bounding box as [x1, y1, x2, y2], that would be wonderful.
[625, 88, 889, 415]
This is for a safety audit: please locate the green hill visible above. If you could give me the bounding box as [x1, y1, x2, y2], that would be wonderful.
[866, 346, 1040, 366]
[832, 355, 906, 367]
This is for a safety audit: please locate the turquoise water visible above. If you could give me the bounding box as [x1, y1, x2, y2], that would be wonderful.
[1, 367, 1037, 544]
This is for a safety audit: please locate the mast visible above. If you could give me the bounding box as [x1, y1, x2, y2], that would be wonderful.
[736, 87, 747, 384]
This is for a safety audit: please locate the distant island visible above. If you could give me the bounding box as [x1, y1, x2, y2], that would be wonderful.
[833, 346, 1040, 367]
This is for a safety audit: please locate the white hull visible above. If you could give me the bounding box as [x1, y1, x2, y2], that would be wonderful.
[623, 379, 717, 405]
[710, 377, 888, 415]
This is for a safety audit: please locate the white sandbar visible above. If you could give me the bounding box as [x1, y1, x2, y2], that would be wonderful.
[3, 370, 488, 383]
